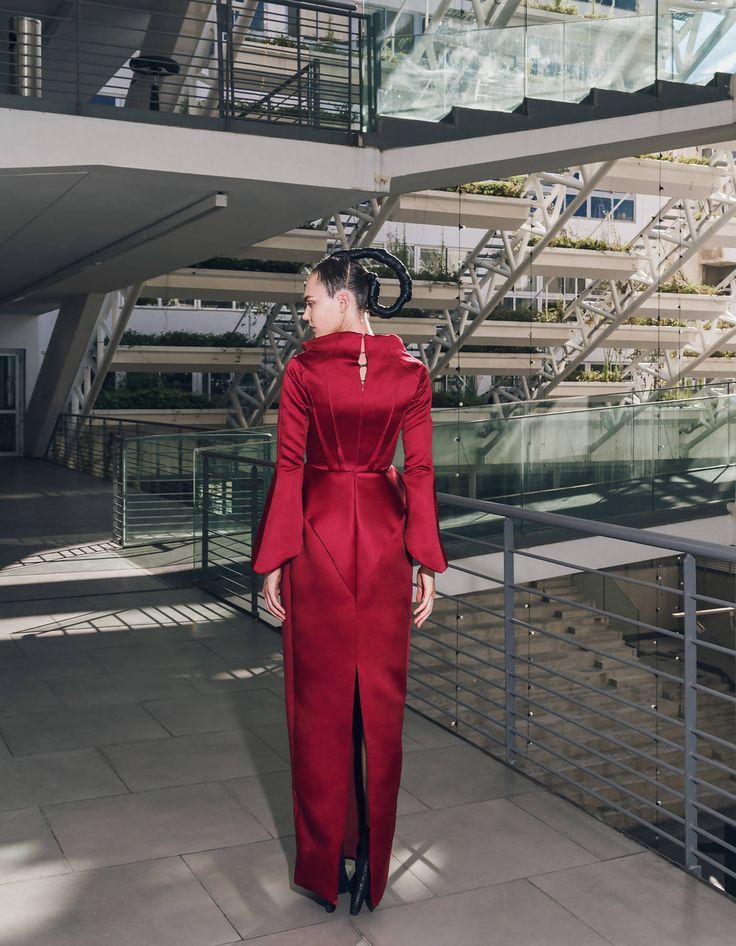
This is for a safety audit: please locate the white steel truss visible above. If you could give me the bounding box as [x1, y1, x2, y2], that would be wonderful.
[414, 161, 617, 383]
[514, 149, 736, 401]
[67, 283, 143, 417]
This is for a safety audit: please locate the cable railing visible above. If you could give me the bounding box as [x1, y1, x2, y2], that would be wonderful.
[0, 0, 377, 137]
[46, 412, 201, 481]
[195, 444, 736, 902]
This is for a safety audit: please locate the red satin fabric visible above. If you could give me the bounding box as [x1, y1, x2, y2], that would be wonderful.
[250, 330, 448, 907]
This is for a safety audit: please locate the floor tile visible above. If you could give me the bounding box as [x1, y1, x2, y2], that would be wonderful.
[399, 744, 541, 809]
[401, 712, 462, 749]
[232, 919, 368, 945]
[353, 877, 611, 945]
[0, 651, 105, 683]
[190, 665, 285, 695]
[42, 781, 270, 869]
[48, 669, 201, 708]
[100, 728, 289, 791]
[142, 689, 286, 736]
[0, 807, 71, 884]
[0, 703, 170, 756]
[509, 790, 643, 860]
[89, 640, 230, 673]
[0, 855, 239, 946]
[184, 836, 432, 940]
[530, 850, 736, 946]
[392, 797, 598, 896]
[223, 771, 296, 838]
[0, 680, 66, 717]
[0, 747, 127, 811]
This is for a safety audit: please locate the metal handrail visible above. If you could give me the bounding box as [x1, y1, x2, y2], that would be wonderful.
[195, 444, 736, 897]
[0, 0, 377, 137]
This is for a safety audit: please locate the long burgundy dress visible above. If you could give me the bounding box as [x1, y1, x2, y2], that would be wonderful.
[250, 329, 448, 908]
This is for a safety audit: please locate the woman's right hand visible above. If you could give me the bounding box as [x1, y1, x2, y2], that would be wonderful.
[263, 567, 286, 621]
[413, 565, 436, 629]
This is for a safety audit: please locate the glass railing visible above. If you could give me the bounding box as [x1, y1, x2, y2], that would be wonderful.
[189, 384, 736, 554]
[420, 387, 736, 551]
[377, 6, 736, 121]
[114, 429, 271, 545]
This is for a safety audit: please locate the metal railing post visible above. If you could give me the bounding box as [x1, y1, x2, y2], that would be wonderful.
[296, 6, 303, 124]
[120, 438, 127, 546]
[75, 0, 81, 111]
[201, 454, 210, 570]
[504, 516, 517, 765]
[682, 552, 702, 876]
[250, 464, 259, 616]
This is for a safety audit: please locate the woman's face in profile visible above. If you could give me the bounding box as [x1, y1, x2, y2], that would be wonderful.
[302, 273, 349, 338]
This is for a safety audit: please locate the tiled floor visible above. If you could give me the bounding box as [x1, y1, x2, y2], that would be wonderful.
[1, 460, 736, 945]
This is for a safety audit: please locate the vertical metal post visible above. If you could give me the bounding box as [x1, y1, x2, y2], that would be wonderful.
[75, 0, 81, 110]
[357, 14, 363, 132]
[216, 1, 229, 123]
[296, 6, 302, 125]
[682, 552, 701, 876]
[87, 414, 93, 472]
[504, 516, 517, 765]
[250, 464, 259, 616]
[102, 416, 107, 477]
[201, 454, 210, 570]
[120, 438, 127, 546]
[347, 12, 352, 132]
[312, 61, 320, 126]
[227, 0, 235, 119]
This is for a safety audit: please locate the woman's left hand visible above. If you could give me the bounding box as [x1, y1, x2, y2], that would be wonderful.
[413, 565, 436, 629]
[263, 567, 286, 621]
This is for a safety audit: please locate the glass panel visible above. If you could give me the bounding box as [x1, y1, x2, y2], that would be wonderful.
[377, 10, 736, 122]
[0, 414, 16, 453]
[0, 355, 16, 411]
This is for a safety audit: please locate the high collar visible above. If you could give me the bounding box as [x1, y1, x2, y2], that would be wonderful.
[301, 330, 374, 350]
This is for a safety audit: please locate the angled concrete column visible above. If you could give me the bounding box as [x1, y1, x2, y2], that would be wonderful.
[24, 293, 106, 457]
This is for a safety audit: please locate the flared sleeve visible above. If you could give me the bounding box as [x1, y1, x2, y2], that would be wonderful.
[250, 357, 310, 574]
[400, 364, 449, 573]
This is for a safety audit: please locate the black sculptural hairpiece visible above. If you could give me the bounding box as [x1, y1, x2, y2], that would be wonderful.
[328, 247, 413, 318]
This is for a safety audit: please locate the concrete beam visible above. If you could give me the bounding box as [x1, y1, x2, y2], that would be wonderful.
[24, 293, 106, 457]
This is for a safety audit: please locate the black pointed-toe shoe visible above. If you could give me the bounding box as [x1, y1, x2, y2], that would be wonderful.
[349, 827, 374, 915]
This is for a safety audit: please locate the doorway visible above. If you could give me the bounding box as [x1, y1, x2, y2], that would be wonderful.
[0, 352, 23, 456]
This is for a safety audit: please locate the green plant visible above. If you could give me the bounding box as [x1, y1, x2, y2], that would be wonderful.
[120, 330, 255, 348]
[96, 388, 218, 409]
[439, 178, 527, 199]
[658, 271, 723, 294]
[188, 257, 304, 274]
[528, 0, 578, 14]
[638, 152, 711, 166]
[529, 228, 628, 252]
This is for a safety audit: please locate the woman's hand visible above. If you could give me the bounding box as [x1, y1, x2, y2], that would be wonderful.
[263, 567, 286, 621]
[413, 565, 436, 629]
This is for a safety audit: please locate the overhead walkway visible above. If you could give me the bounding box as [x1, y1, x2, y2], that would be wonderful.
[4, 1, 736, 446]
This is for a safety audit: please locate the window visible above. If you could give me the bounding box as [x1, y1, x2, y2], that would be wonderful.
[590, 194, 613, 218]
[613, 198, 635, 221]
[564, 192, 588, 217]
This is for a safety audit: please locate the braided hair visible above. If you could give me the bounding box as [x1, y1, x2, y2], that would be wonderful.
[310, 247, 412, 318]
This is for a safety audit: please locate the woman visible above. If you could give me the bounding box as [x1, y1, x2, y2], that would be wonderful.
[250, 248, 448, 915]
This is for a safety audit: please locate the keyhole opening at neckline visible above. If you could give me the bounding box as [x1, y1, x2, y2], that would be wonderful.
[358, 335, 368, 387]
